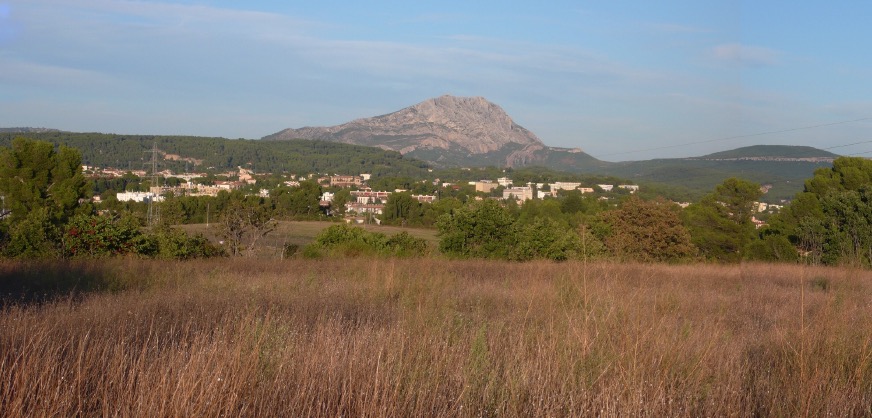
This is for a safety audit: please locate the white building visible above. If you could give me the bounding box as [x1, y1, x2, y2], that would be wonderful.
[551, 182, 582, 191]
[116, 191, 164, 203]
[618, 185, 639, 193]
[597, 184, 614, 192]
[497, 177, 513, 187]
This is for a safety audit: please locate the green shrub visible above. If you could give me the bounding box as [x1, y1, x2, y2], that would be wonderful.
[2, 208, 58, 259]
[151, 227, 225, 260]
[745, 234, 799, 263]
[384, 231, 429, 257]
[63, 213, 142, 258]
[309, 224, 428, 258]
[510, 217, 582, 262]
[301, 244, 323, 259]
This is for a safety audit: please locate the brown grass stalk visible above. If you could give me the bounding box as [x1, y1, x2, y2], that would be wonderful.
[1, 259, 870, 416]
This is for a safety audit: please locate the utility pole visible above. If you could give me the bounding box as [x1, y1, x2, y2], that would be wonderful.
[145, 142, 161, 227]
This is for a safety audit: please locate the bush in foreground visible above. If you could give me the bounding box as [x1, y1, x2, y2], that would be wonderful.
[304, 224, 429, 258]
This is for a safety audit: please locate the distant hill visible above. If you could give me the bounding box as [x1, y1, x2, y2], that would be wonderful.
[699, 145, 838, 160]
[265, 95, 606, 171]
[601, 150, 835, 202]
[0, 127, 61, 133]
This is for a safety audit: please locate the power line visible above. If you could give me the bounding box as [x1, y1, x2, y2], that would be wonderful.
[593, 117, 872, 159]
[848, 150, 872, 156]
[823, 140, 872, 150]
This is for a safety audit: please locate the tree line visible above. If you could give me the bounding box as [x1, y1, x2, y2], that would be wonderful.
[2, 138, 872, 267]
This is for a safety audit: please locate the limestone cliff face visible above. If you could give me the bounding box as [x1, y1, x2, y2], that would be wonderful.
[264, 95, 546, 167]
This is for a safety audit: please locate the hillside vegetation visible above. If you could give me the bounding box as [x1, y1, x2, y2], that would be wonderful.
[602, 158, 831, 202]
[1, 259, 869, 416]
[0, 132, 431, 177]
[701, 145, 839, 159]
[2, 131, 837, 199]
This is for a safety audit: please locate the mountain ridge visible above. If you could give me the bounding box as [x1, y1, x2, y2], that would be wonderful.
[696, 145, 838, 161]
[263, 95, 581, 168]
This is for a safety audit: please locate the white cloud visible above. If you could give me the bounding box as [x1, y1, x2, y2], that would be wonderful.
[710, 43, 780, 67]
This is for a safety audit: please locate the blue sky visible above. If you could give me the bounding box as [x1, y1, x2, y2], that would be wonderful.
[1, 1, 870, 161]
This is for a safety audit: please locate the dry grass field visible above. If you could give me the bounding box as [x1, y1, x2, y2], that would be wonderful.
[1, 258, 871, 416]
[179, 221, 441, 257]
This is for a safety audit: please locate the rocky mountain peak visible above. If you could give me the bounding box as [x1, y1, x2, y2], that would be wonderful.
[263, 95, 546, 165]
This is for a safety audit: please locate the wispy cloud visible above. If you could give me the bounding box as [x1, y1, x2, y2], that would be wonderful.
[0, 56, 120, 89]
[710, 43, 780, 67]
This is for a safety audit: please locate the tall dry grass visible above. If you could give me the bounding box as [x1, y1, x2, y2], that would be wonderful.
[1, 259, 870, 416]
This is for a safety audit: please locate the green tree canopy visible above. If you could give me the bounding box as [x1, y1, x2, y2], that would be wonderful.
[805, 157, 872, 195]
[437, 199, 516, 259]
[0, 138, 90, 257]
[382, 192, 425, 226]
[766, 157, 872, 266]
[682, 178, 761, 262]
[0, 137, 89, 224]
[272, 180, 321, 219]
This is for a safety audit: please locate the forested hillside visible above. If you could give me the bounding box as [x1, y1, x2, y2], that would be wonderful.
[602, 158, 832, 202]
[0, 132, 431, 177]
[700, 145, 839, 159]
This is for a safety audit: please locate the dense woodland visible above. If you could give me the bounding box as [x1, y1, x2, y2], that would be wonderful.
[0, 132, 431, 178]
[1, 137, 872, 268]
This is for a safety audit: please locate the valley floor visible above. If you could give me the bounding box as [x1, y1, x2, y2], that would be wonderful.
[1, 259, 870, 416]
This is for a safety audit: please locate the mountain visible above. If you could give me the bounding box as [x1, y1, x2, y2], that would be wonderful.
[263, 96, 842, 200]
[698, 145, 838, 160]
[264, 95, 606, 170]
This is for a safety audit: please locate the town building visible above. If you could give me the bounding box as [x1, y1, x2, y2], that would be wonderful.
[351, 189, 391, 204]
[503, 186, 534, 202]
[330, 175, 363, 188]
[475, 181, 499, 193]
[551, 182, 581, 191]
[116, 191, 164, 203]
